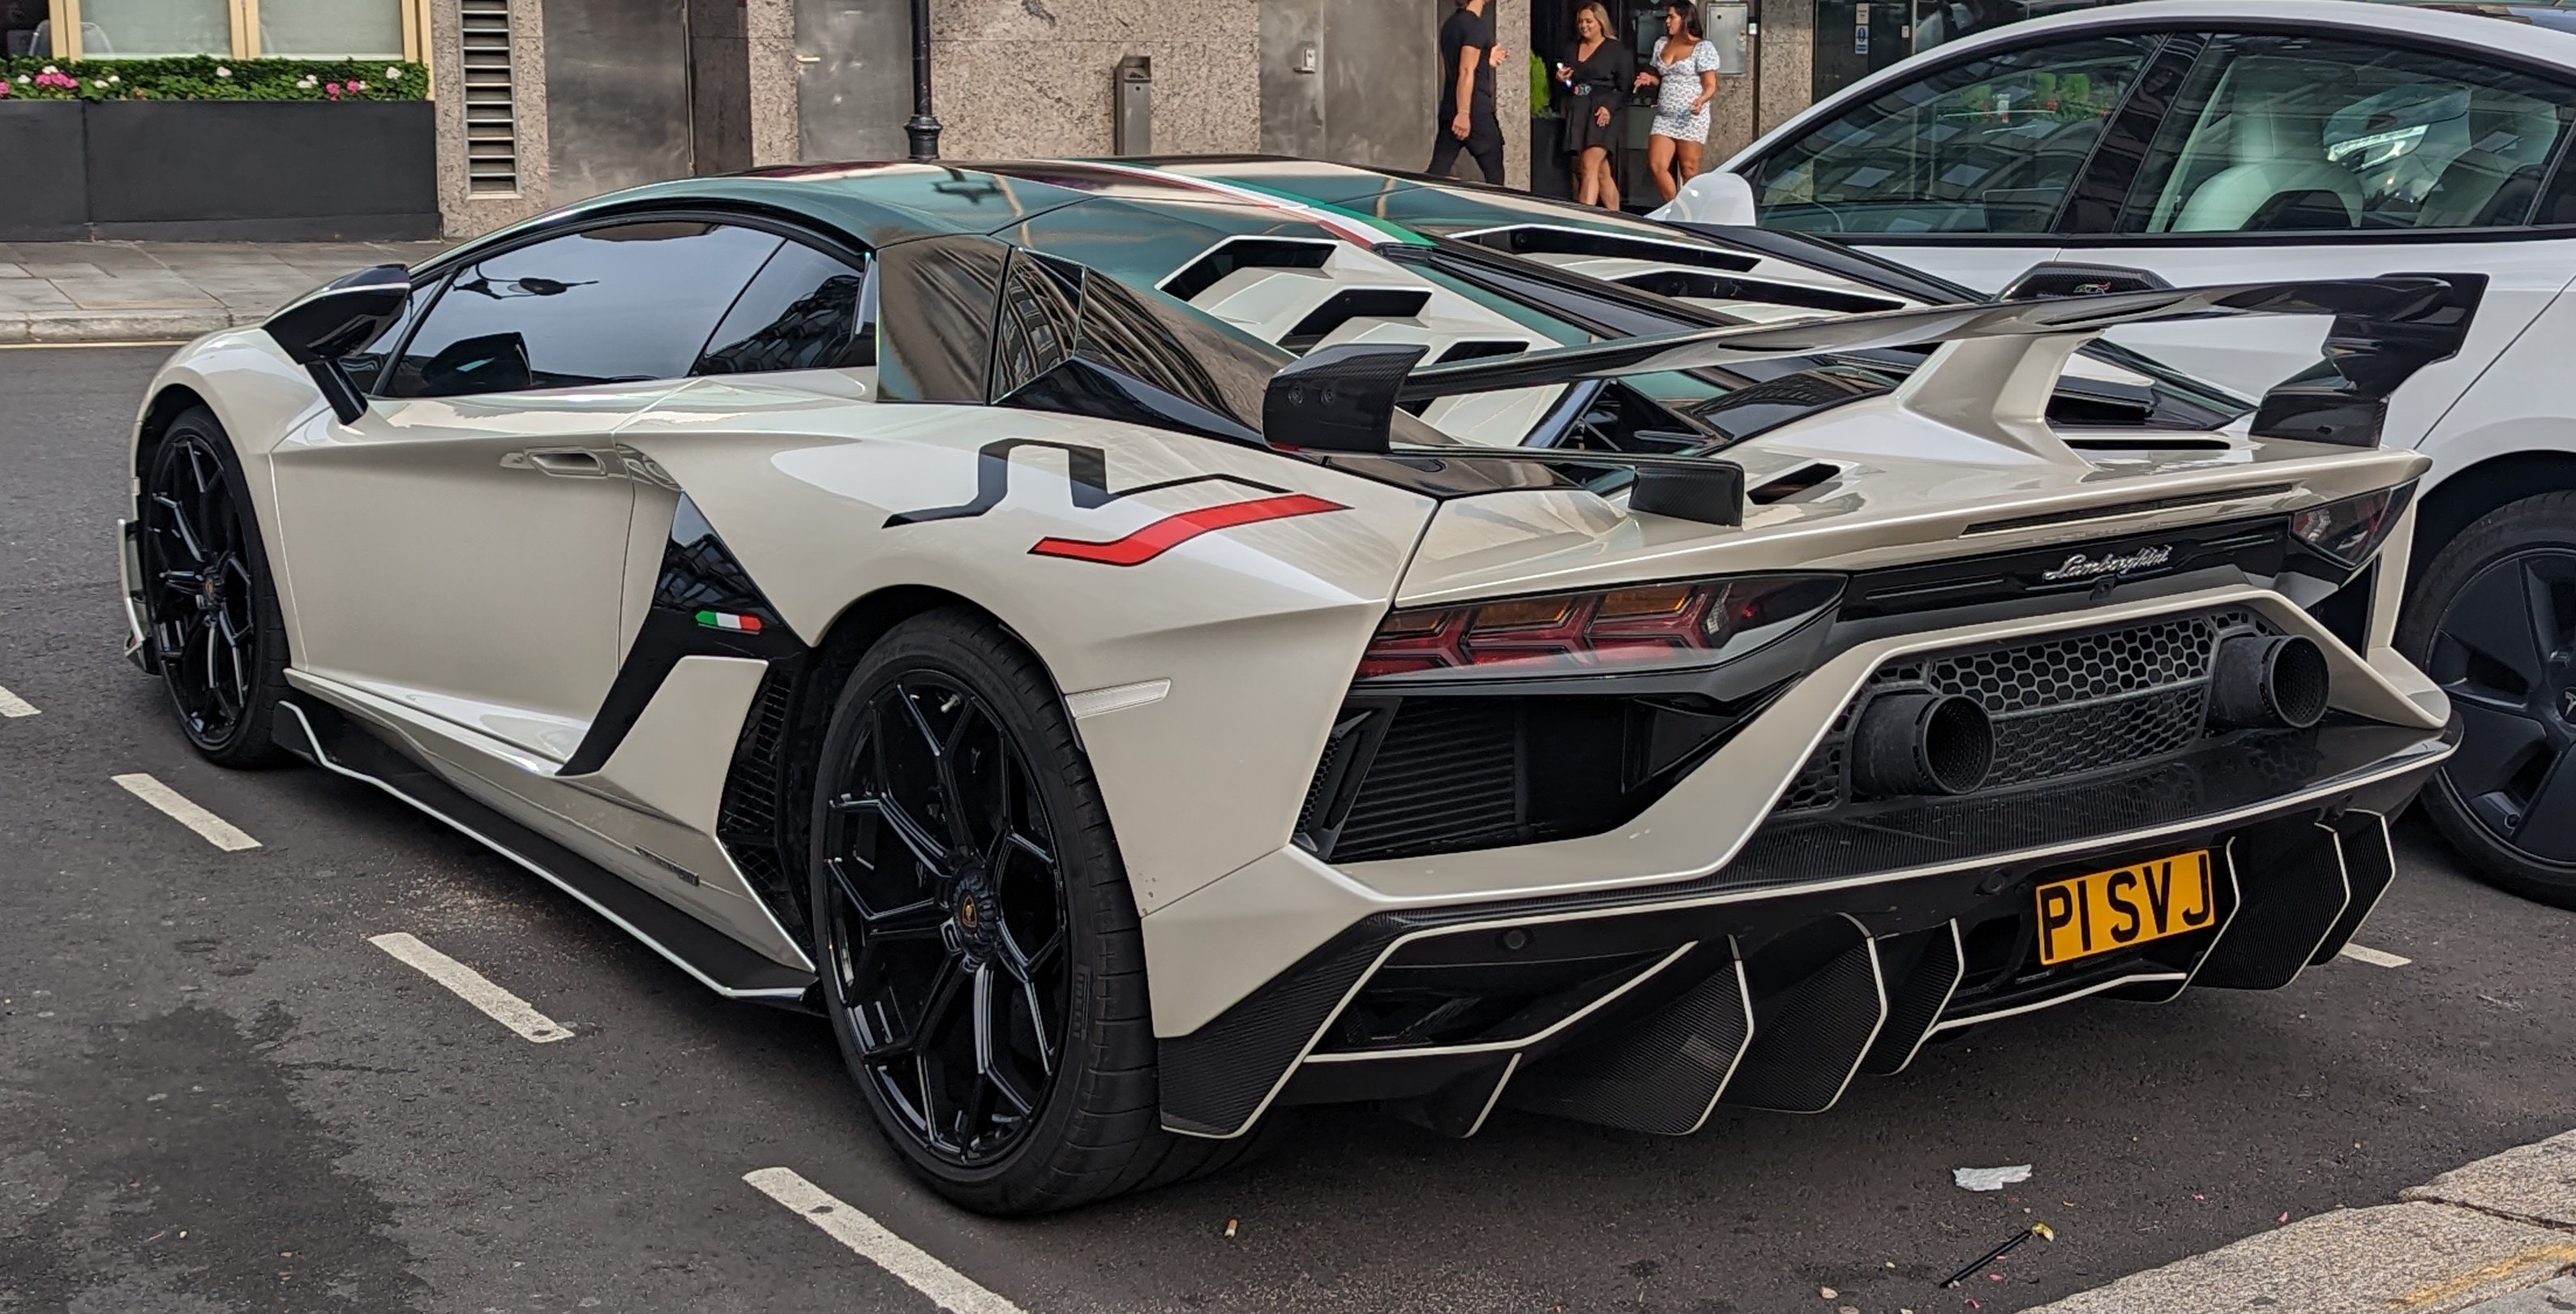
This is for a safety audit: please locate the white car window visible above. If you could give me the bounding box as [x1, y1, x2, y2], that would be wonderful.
[384, 221, 784, 398]
[2117, 33, 2574, 234]
[693, 240, 877, 376]
[1747, 35, 2156, 234]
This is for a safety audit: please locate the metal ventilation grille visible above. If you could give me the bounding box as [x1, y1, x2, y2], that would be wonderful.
[1331, 702, 1520, 861]
[460, 0, 521, 195]
[715, 668, 804, 938]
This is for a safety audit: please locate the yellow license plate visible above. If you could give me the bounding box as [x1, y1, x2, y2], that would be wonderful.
[2034, 849, 2218, 967]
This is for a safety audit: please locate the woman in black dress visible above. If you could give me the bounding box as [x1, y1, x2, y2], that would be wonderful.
[1554, 2, 1632, 210]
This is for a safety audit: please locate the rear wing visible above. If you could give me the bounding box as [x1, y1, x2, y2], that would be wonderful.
[1265, 274, 2484, 460]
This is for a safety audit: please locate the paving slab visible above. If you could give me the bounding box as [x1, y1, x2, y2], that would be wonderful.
[2027, 1202, 2576, 1314]
[48, 276, 225, 311]
[0, 281, 79, 313]
[0, 239, 444, 341]
[2407, 1129, 2576, 1230]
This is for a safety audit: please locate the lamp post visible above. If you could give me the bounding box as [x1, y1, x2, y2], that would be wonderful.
[905, 0, 942, 160]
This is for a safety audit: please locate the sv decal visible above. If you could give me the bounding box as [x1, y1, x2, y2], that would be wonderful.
[884, 438, 1286, 526]
[885, 437, 1348, 567]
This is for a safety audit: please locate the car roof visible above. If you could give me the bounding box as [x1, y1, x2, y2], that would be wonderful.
[1914, 0, 2576, 58]
[474, 157, 1760, 290]
[1725, 0, 2576, 170]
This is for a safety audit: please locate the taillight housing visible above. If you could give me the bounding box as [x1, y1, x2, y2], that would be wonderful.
[1357, 573, 1843, 682]
[2290, 483, 2415, 568]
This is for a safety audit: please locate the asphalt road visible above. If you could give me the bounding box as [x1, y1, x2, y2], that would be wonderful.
[4, 343, 2573, 1314]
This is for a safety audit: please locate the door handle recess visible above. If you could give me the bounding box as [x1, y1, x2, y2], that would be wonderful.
[505, 448, 609, 477]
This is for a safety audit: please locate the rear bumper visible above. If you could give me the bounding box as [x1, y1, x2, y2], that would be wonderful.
[1157, 719, 2447, 1139]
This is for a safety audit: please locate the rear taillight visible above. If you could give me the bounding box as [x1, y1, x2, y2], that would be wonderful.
[2290, 483, 2414, 568]
[1358, 573, 1842, 681]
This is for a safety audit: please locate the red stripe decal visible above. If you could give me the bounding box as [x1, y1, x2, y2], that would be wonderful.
[1029, 494, 1348, 566]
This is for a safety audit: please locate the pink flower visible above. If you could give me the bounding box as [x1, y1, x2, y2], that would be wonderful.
[0, 81, 11, 97]
[324, 81, 342, 99]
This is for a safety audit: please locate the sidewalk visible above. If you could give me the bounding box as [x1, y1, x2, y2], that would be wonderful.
[2031, 1127, 2576, 1314]
[0, 240, 446, 345]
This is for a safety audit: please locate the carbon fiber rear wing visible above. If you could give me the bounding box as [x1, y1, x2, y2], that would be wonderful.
[1262, 274, 2484, 458]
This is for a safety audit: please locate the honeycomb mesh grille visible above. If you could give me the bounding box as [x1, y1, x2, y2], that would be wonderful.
[1779, 609, 2266, 813]
[1922, 615, 2215, 714]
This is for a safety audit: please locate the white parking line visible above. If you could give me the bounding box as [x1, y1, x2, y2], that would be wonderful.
[111, 773, 259, 850]
[744, 1167, 1026, 1314]
[2340, 943, 2413, 968]
[368, 933, 574, 1043]
[0, 684, 36, 717]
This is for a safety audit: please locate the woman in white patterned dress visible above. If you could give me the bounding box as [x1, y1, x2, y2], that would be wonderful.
[1631, 1, 1722, 203]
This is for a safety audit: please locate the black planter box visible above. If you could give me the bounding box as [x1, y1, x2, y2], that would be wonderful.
[0, 99, 437, 242]
[0, 101, 89, 240]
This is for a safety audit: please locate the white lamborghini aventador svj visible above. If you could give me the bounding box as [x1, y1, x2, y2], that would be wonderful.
[120, 157, 2459, 1213]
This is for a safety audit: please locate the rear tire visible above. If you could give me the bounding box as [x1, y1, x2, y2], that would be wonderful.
[136, 407, 291, 768]
[2398, 492, 2576, 908]
[807, 608, 1276, 1213]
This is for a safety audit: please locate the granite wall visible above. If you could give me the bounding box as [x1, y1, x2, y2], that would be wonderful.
[923, 0, 1260, 158]
[428, 0, 555, 238]
[1753, 0, 1815, 136]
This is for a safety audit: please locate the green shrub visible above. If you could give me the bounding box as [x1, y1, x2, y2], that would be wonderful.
[0, 56, 426, 102]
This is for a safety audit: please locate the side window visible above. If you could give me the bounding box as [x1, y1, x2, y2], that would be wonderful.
[344, 282, 431, 396]
[2117, 35, 2574, 234]
[384, 221, 783, 398]
[694, 240, 876, 376]
[1748, 36, 2157, 234]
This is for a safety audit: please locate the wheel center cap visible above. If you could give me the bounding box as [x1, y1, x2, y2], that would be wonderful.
[947, 863, 998, 960]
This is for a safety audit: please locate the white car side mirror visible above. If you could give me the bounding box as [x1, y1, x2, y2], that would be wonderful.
[1650, 170, 1758, 227]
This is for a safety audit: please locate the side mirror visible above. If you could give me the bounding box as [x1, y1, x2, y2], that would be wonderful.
[1651, 170, 1757, 227]
[263, 264, 412, 423]
[1262, 342, 1425, 454]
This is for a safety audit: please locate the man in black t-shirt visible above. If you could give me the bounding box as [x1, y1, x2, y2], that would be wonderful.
[1429, 0, 1508, 186]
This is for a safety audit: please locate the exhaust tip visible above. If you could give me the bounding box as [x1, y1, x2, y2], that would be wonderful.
[1852, 692, 1994, 800]
[2210, 633, 2330, 731]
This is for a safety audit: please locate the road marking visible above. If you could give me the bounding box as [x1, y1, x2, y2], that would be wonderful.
[744, 1167, 1026, 1314]
[2394, 1243, 2576, 1308]
[2340, 943, 2412, 968]
[112, 773, 259, 851]
[367, 933, 574, 1043]
[0, 684, 36, 717]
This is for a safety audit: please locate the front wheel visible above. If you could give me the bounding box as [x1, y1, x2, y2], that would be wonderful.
[137, 407, 290, 767]
[807, 608, 1272, 1213]
[2398, 491, 2576, 908]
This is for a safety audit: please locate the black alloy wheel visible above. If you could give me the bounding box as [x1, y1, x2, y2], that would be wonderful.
[2401, 492, 2576, 907]
[820, 670, 1073, 1166]
[808, 610, 1286, 1214]
[138, 410, 288, 766]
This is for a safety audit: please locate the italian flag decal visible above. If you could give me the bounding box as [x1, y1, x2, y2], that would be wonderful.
[695, 610, 763, 633]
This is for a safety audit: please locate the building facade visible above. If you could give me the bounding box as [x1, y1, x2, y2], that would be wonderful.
[5, 0, 2114, 240]
[425, 0, 1536, 238]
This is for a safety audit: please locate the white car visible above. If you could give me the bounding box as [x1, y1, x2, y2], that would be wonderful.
[124, 160, 2454, 1213]
[1660, 0, 2576, 907]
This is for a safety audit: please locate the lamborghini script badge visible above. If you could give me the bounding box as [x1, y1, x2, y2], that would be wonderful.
[2039, 545, 2173, 583]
